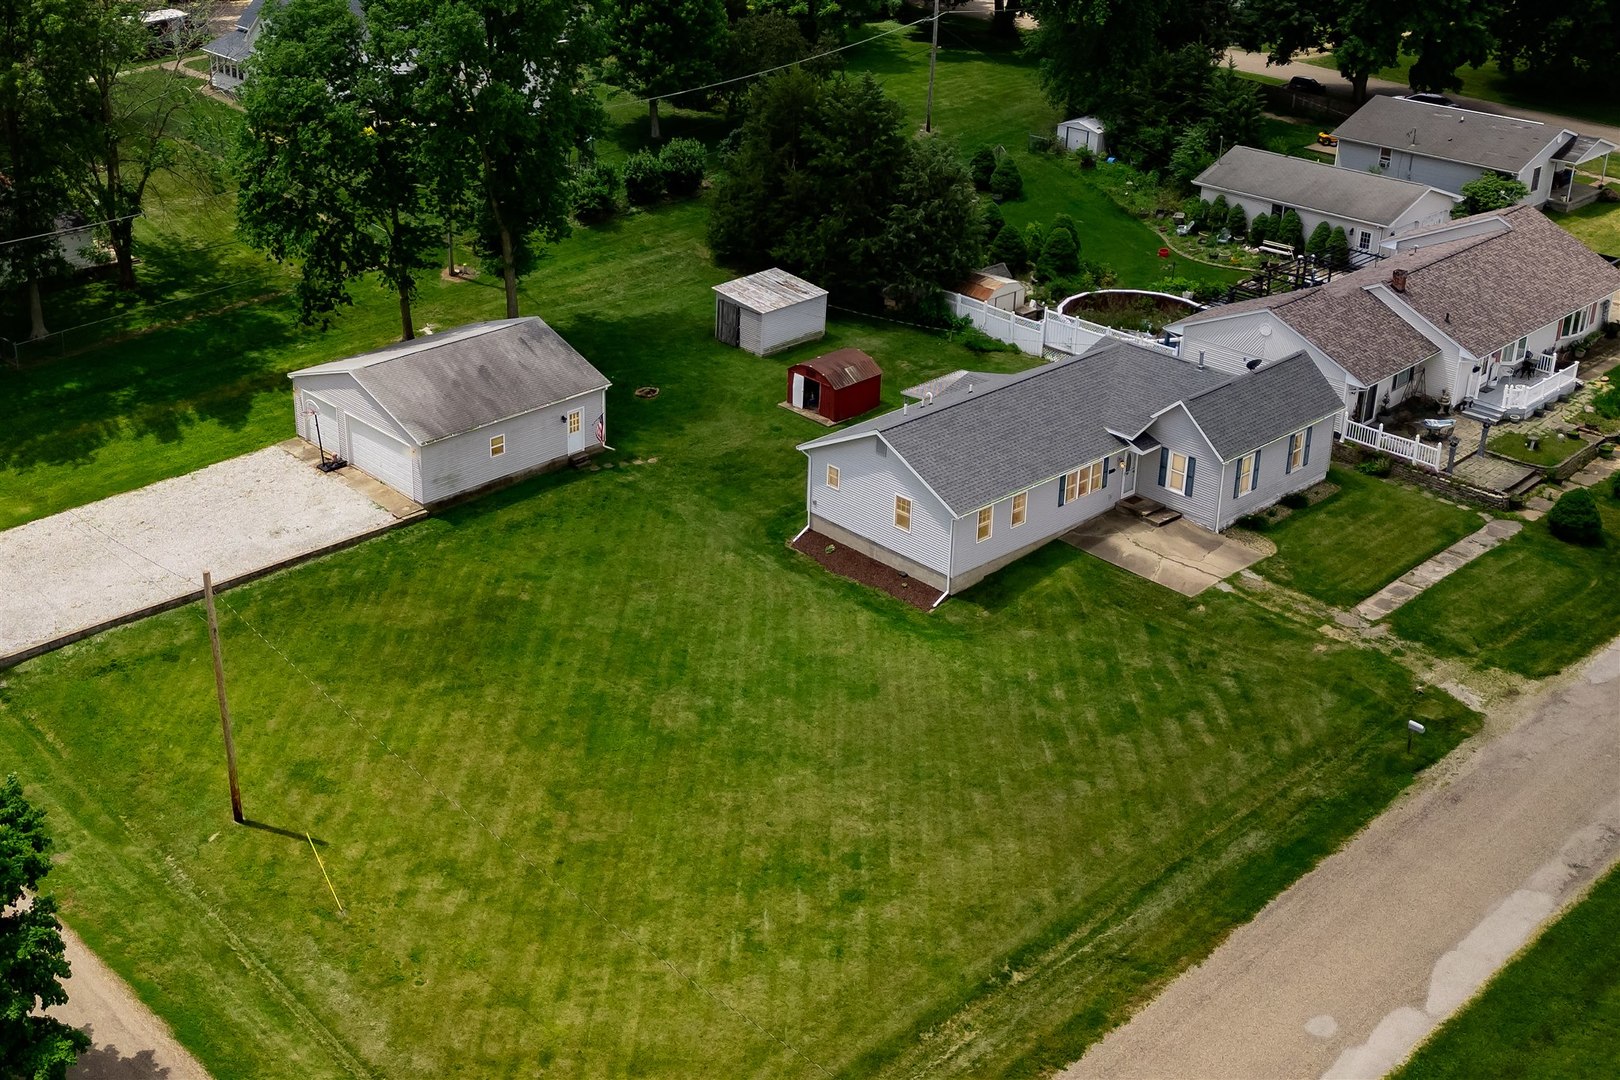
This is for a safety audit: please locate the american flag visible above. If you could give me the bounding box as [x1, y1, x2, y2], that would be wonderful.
[593, 414, 606, 445]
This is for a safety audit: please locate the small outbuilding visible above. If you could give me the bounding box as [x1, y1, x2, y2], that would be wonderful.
[713, 267, 828, 356]
[1056, 116, 1107, 155]
[957, 270, 1028, 312]
[786, 349, 882, 424]
[288, 317, 610, 505]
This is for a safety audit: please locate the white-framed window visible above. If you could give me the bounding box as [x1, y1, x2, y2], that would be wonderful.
[1059, 460, 1106, 506]
[567, 411, 582, 434]
[1358, 230, 1372, 252]
[1164, 451, 1192, 495]
[1530, 166, 1542, 191]
[1062, 469, 1080, 504]
[489, 434, 505, 457]
[1378, 147, 1391, 169]
[894, 495, 912, 532]
[976, 506, 993, 542]
[1011, 491, 1027, 527]
[1234, 450, 1260, 497]
[825, 464, 840, 490]
[1560, 303, 1598, 338]
[1287, 429, 1307, 473]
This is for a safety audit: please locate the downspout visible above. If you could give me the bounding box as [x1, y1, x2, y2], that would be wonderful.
[795, 452, 813, 543]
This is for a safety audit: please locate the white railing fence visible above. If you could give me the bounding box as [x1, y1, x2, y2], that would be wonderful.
[1501, 363, 1578, 414]
[944, 292, 1177, 359]
[1532, 350, 1557, 376]
[1341, 420, 1444, 471]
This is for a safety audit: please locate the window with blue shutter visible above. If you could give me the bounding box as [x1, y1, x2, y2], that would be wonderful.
[1185, 456, 1196, 494]
[1158, 452, 1168, 487]
[1303, 426, 1313, 466]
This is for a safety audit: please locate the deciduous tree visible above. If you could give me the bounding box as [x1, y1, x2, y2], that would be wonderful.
[610, 0, 728, 138]
[1454, 174, 1528, 215]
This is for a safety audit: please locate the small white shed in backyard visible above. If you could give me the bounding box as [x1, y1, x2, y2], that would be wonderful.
[1056, 117, 1107, 155]
[289, 317, 610, 506]
[713, 268, 828, 356]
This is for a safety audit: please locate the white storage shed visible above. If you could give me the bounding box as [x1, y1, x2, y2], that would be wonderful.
[713, 268, 828, 356]
[957, 270, 1028, 312]
[1056, 117, 1107, 155]
[289, 317, 610, 506]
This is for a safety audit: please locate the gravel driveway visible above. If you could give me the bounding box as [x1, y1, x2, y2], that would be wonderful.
[0, 447, 400, 662]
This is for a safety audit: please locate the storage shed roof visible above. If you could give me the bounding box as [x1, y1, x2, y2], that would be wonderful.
[713, 268, 827, 313]
[289, 317, 610, 446]
[794, 348, 880, 390]
[958, 272, 1022, 302]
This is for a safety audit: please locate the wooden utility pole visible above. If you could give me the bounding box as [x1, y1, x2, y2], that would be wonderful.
[202, 571, 244, 824]
[924, 0, 940, 133]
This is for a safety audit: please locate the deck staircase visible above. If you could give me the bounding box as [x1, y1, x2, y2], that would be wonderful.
[1118, 494, 1182, 527]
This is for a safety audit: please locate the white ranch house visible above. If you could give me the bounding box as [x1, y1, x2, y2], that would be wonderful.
[1196, 146, 1460, 256]
[1331, 96, 1616, 212]
[1167, 205, 1620, 428]
[797, 341, 1342, 598]
[289, 317, 609, 505]
[713, 268, 828, 356]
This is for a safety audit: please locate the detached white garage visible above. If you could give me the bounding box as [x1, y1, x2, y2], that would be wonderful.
[713, 267, 828, 356]
[289, 317, 611, 506]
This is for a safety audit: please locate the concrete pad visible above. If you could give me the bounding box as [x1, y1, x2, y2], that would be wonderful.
[1, 446, 409, 662]
[1063, 513, 1265, 597]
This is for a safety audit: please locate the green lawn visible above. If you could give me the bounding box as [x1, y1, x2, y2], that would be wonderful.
[1556, 200, 1620, 257]
[1253, 468, 1485, 608]
[1394, 862, 1620, 1080]
[1301, 53, 1620, 128]
[1390, 496, 1620, 677]
[1488, 431, 1590, 468]
[0, 190, 1481, 1078]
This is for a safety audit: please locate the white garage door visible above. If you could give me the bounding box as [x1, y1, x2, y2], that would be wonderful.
[301, 393, 340, 451]
[344, 415, 415, 497]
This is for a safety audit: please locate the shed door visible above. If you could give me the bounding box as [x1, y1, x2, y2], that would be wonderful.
[802, 379, 821, 411]
[717, 299, 741, 346]
[791, 373, 806, 408]
[345, 415, 414, 494]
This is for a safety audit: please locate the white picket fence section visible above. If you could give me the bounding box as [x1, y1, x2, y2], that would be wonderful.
[1342, 420, 1444, 470]
[944, 292, 1175, 359]
[1501, 363, 1578, 414]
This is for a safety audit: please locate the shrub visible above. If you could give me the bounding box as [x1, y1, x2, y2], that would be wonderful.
[1210, 193, 1228, 220]
[1305, 220, 1332, 258]
[1278, 209, 1305, 252]
[989, 155, 1023, 201]
[658, 138, 707, 196]
[1037, 227, 1080, 280]
[1610, 471, 1620, 499]
[623, 150, 665, 204]
[1237, 513, 1271, 531]
[572, 162, 620, 222]
[1049, 212, 1080, 248]
[1326, 226, 1351, 269]
[1076, 145, 1097, 169]
[989, 222, 1028, 274]
[1226, 203, 1247, 238]
[1281, 491, 1310, 509]
[1248, 212, 1271, 245]
[969, 146, 997, 190]
[1548, 488, 1603, 544]
[981, 198, 1004, 244]
[1024, 222, 1044, 257]
[1357, 454, 1392, 477]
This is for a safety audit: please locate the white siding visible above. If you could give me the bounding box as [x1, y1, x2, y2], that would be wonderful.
[758, 296, 828, 356]
[740, 309, 763, 356]
[805, 438, 952, 576]
[1142, 407, 1222, 529]
[416, 389, 604, 504]
[292, 372, 412, 442]
[345, 414, 416, 495]
[1173, 314, 1354, 422]
[1213, 417, 1334, 530]
[948, 460, 1123, 588]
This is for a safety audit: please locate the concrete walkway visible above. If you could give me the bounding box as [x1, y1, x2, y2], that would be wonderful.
[1062, 513, 1269, 596]
[1063, 637, 1620, 1080]
[1354, 518, 1521, 622]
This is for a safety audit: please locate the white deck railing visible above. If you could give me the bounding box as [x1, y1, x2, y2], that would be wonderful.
[1342, 420, 1444, 470]
[1500, 363, 1578, 414]
[944, 292, 1177, 359]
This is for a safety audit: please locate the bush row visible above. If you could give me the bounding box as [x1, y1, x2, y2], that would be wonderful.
[572, 138, 708, 222]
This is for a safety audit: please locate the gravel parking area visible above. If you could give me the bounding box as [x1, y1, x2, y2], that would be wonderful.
[0, 447, 401, 661]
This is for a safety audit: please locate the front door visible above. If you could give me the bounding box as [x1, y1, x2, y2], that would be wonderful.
[566, 409, 591, 454]
[1121, 455, 1137, 496]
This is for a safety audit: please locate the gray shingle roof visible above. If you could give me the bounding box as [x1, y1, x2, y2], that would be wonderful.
[1331, 96, 1569, 174]
[1196, 146, 1457, 227]
[1182, 353, 1346, 459]
[800, 341, 1337, 515]
[289, 318, 610, 445]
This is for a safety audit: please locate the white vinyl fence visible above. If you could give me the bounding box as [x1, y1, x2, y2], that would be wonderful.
[945, 292, 1175, 359]
[1342, 420, 1444, 470]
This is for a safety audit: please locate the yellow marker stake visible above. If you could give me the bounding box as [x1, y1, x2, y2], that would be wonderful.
[308, 833, 345, 917]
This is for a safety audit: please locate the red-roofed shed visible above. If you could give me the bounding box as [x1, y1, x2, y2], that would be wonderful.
[786, 349, 882, 423]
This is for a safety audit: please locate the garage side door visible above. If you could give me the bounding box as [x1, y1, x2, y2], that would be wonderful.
[345, 415, 415, 496]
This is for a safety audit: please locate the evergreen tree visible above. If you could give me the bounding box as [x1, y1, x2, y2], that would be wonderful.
[1226, 202, 1248, 237]
[1037, 226, 1079, 281]
[880, 137, 984, 308]
[1326, 225, 1350, 268]
[1024, 222, 1045, 258]
[989, 155, 1023, 201]
[1279, 209, 1305, 251]
[981, 198, 1004, 244]
[1305, 219, 1332, 257]
[969, 146, 997, 190]
[1248, 211, 1271, 244]
[1049, 212, 1080, 249]
[990, 221, 1028, 275]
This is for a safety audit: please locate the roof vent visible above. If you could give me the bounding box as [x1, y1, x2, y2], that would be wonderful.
[1391, 268, 1409, 293]
[1245, 357, 1263, 371]
[1198, 350, 1206, 370]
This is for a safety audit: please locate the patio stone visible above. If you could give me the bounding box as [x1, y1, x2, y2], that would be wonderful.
[1525, 496, 1554, 512]
[1354, 519, 1522, 622]
[1521, 509, 1544, 521]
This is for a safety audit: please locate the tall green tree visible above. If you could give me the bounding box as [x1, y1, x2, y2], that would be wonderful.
[236, 0, 438, 339]
[0, 0, 95, 339]
[1494, 0, 1615, 81]
[0, 775, 89, 1080]
[1405, 0, 1494, 93]
[610, 0, 728, 138]
[880, 136, 983, 307]
[405, 0, 605, 318]
[752, 0, 899, 42]
[1235, 0, 1405, 104]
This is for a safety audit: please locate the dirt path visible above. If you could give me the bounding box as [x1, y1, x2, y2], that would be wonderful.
[1222, 50, 1620, 146]
[48, 922, 210, 1080]
[1062, 637, 1620, 1079]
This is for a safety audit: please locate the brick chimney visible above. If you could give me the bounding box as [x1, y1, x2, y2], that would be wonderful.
[1391, 268, 1408, 293]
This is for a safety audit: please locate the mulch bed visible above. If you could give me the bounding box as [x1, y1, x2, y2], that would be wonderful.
[790, 529, 942, 611]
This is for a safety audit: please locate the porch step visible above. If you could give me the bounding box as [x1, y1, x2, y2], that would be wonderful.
[568, 451, 593, 468]
[1118, 494, 1183, 527]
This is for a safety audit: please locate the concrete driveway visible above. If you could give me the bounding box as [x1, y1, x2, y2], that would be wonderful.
[1062, 513, 1269, 596]
[0, 444, 414, 664]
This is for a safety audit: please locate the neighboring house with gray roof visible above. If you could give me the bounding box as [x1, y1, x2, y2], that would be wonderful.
[1168, 206, 1620, 424]
[1196, 146, 1459, 258]
[1331, 96, 1616, 211]
[204, 0, 364, 92]
[289, 317, 610, 504]
[796, 341, 1341, 597]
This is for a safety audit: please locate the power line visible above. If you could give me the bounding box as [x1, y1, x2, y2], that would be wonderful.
[0, 213, 142, 250]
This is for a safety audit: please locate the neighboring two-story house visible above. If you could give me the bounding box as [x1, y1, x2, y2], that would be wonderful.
[1167, 206, 1620, 424]
[1330, 96, 1615, 212]
[796, 341, 1343, 598]
[1196, 146, 1460, 258]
